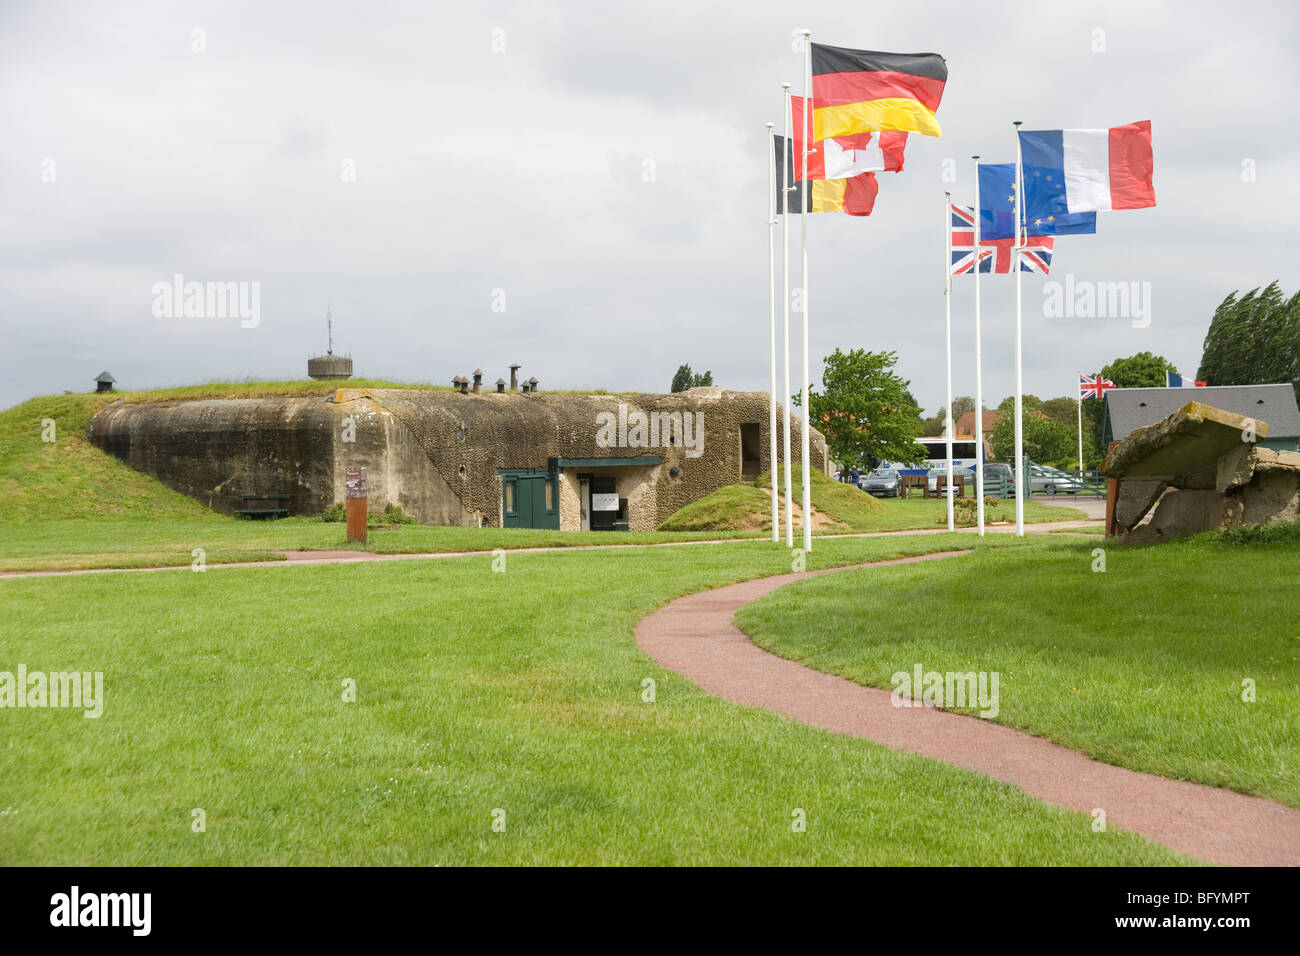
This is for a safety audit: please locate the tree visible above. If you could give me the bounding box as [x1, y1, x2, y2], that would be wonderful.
[1198, 282, 1300, 401]
[670, 364, 713, 392]
[990, 412, 1074, 464]
[1038, 396, 1078, 425]
[797, 348, 927, 469]
[950, 396, 976, 418]
[919, 410, 946, 437]
[1083, 351, 1178, 450]
[995, 394, 1042, 417]
[919, 395, 975, 437]
[990, 394, 1098, 466]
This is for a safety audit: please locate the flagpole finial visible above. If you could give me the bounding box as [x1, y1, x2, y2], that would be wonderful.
[765, 122, 774, 129]
[1013, 120, 1022, 128]
[781, 81, 791, 90]
[944, 190, 951, 199]
[798, 28, 812, 36]
[972, 154, 979, 160]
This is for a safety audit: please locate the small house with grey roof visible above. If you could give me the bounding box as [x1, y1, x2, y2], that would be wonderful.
[1103, 384, 1300, 452]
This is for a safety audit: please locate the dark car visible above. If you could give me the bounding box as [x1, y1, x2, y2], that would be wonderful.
[982, 462, 1016, 498]
[862, 467, 901, 497]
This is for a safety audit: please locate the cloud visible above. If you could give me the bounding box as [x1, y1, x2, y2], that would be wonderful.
[0, 0, 1296, 412]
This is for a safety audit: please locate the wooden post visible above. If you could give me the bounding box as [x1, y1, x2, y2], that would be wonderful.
[345, 466, 367, 543]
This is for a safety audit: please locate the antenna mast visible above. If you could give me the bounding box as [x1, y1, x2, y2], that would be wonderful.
[326, 306, 334, 356]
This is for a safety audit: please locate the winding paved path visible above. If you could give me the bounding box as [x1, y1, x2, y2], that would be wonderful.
[635, 551, 1300, 867]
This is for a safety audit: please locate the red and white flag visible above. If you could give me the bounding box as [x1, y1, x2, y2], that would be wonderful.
[791, 95, 906, 181]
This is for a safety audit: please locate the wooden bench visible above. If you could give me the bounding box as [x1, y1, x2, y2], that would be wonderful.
[235, 493, 290, 518]
[900, 475, 930, 499]
[934, 474, 966, 497]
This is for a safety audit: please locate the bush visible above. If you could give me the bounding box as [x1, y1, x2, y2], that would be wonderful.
[951, 496, 1001, 526]
[322, 501, 415, 526]
[1216, 520, 1300, 546]
[370, 502, 416, 527]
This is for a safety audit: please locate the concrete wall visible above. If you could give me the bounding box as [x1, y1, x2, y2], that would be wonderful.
[88, 387, 828, 529]
[89, 398, 338, 515]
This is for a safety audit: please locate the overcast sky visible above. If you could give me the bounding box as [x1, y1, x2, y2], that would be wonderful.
[2, 0, 1296, 413]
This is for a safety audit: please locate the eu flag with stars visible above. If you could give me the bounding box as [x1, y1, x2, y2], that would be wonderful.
[978, 163, 1096, 240]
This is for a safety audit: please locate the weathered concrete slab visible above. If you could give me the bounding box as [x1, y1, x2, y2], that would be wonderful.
[1217, 443, 1300, 494]
[1218, 469, 1300, 528]
[1103, 402, 1268, 488]
[1113, 479, 1167, 530]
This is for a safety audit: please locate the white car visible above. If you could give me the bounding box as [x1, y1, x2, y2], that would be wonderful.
[1026, 463, 1083, 495]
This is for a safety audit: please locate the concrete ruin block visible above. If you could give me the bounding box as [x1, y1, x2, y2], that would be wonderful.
[1215, 445, 1300, 526]
[1114, 479, 1167, 530]
[1216, 443, 1260, 494]
[1237, 469, 1300, 526]
[1124, 488, 1219, 543]
[1103, 401, 1267, 489]
[1213, 493, 1246, 529]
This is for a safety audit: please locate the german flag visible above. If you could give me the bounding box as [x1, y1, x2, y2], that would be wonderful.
[810, 44, 947, 140]
[774, 135, 878, 217]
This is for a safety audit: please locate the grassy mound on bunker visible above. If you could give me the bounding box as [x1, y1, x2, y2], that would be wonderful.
[0, 381, 441, 523]
[658, 466, 885, 533]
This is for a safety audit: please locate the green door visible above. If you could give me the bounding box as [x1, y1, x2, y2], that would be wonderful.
[500, 469, 560, 529]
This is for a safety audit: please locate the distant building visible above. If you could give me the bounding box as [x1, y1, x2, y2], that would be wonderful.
[307, 307, 353, 380]
[954, 409, 998, 439]
[1104, 385, 1300, 452]
[95, 371, 116, 393]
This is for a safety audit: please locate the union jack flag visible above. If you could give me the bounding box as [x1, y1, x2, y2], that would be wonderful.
[950, 203, 1053, 275]
[1079, 373, 1116, 400]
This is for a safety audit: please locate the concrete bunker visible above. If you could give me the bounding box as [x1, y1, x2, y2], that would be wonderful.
[88, 386, 827, 531]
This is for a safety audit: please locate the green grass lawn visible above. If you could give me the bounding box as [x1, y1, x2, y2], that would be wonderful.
[0, 517, 776, 572]
[0, 534, 1186, 865]
[736, 532, 1300, 807]
[0, 503, 1093, 573]
[2, 393, 1088, 572]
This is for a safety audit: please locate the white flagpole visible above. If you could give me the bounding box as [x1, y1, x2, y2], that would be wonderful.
[943, 190, 954, 532]
[1012, 121, 1025, 536]
[766, 122, 779, 542]
[799, 29, 813, 555]
[1076, 374, 1084, 484]
[781, 82, 794, 548]
[972, 155, 986, 536]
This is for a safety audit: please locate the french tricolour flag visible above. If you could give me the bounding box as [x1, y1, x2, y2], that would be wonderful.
[1019, 121, 1156, 213]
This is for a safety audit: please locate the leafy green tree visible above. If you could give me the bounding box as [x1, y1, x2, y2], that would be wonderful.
[996, 394, 1042, 417]
[1038, 396, 1078, 425]
[1198, 282, 1300, 401]
[797, 348, 927, 469]
[990, 412, 1074, 464]
[919, 395, 976, 437]
[950, 396, 976, 418]
[919, 411, 946, 437]
[1081, 351, 1177, 450]
[670, 364, 713, 392]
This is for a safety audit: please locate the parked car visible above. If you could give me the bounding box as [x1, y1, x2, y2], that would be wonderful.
[926, 467, 971, 495]
[1026, 462, 1083, 495]
[862, 467, 901, 498]
[982, 462, 1017, 498]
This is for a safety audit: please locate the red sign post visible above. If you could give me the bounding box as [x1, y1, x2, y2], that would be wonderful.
[345, 466, 367, 543]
